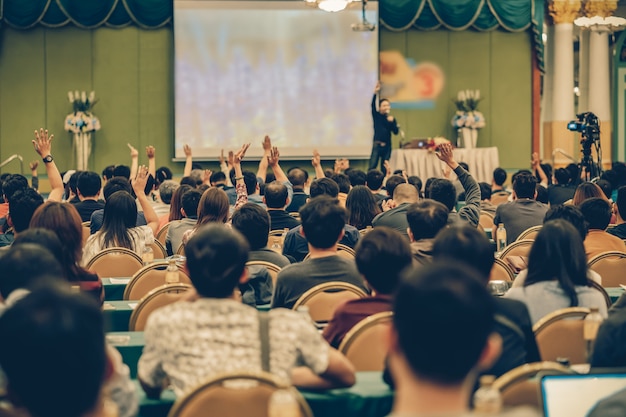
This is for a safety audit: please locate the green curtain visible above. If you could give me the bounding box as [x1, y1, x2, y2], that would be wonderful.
[0, 0, 543, 70]
[380, 0, 545, 72]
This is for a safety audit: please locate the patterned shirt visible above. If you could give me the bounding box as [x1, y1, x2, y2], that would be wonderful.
[137, 298, 329, 396]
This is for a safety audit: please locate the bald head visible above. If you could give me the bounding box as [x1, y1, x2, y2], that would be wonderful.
[264, 181, 289, 209]
[393, 183, 419, 205]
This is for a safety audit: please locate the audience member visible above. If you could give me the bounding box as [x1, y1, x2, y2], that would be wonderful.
[285, 167, 309, 213]
[547, 168, 575, 206]
[478, 182, 496, 216]
[0, 188, 44, 247]
[323, 227, 411, 348]
[152, 179, 178, 218]
[332, 173, 351, 207]
[432, 226, 541, 378]
[407, 175, 423, 199]
[572, 181, 607, 206]
[494, 172, 548, 244]
[165, 188, 201, 256]
[406, 199, 448, 266]
[608, 186, 626, 239]
[372, 184, 419, 238]
[264, 181, 300, 231]
[272, 196, 367, 309]
[504, 220, 607, 324]
[345, 169, 366, 187]
[366, 169, 387, 203]
[535, 184, 548, 204]
[579, 197, 625, 258]
[345, 185, 381, 230]
[138, 224, 355, 397]
[181, 187, 230, 245]
[90, 177, 147, 234]
[74, 171, 105, 222]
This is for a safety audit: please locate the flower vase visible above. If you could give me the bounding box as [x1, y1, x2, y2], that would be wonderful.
[459, 127, 478, 149]
[73, 132, 92, 170]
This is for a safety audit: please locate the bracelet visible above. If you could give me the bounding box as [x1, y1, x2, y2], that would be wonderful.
[234, 176, 244, 180]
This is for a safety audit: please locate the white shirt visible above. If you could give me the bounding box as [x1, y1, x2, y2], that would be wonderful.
[82, 225, 154, 266]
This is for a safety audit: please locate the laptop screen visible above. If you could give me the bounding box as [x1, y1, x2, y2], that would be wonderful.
[541, 374, 626, 417]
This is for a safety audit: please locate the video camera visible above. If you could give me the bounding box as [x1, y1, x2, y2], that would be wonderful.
[567, 112, 600, 148]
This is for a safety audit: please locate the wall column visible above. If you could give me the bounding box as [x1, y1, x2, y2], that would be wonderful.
[546, 0, 581, 167]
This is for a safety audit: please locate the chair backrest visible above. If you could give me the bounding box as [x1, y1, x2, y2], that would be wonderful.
[129, 283, 191, 331]
[358, 226, 373, 236]
[498, 239, 534, 260]
[588, 251, 626, 287]
[493, 362, 575, 408]
[292, 282, 368, 323]
[176, 242, 186, 255]
[338, 311, 392, 371]
[150, 239, 167, 259]
[491, 192, 510, 206]
[246, 261, 282, 287]
[516, 225, 542, 241]
[156, 222, 172, 245]
[479, 212, 494, 230]
[85, 247, 144, 278]
[124, 261, 192, 300]
[532, 307, 591, 364]
[337, 244, 356, 259]
[587, 280, 612, 309]
[167, 371, 313, 417]
[489, 258, 516, 282]
[268, 228, 289, 254]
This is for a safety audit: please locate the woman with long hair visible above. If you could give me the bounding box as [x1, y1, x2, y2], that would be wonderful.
[346, 185, 381, 230]
[82, 166, 159, 264]
[572, 182, 607, 206]
[504, 219, 607, 324]
[29, 204, 104, 303]
[181, 187, 230, 245]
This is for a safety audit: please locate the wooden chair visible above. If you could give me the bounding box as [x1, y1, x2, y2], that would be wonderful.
[176, 243, 186, 256]
[124, 261, 192, 300]
[292, 282, 368, 323]
[246, 261, 282, 287]
[489, 258, 516, 282]
[156, 222, 172, 245]
[149, 239, 167, 259]
[84, 247, 144, 278]
[358, 226, 373, 236]
[588, 251, 626, 287]
[478, 212, 494, 231]
[497, 239, 534, 260]
[338, 311, 392, 371]
[81, 221, 91, 246]
[491, 192, 510, 206]
[268, 228, 289, 253]
[289, 212, 301, 220]
[492, 362, 575, 408]
[129, 283, 191, 331]
[516, 225, 542, 241]
[532, 307, 592, 364]
[303, 244, 356, 261]
[167, 371, 313, 417]
[588, 280, 612, 309]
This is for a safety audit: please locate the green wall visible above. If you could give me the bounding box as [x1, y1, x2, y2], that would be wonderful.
[381, 28, 532, 170]
[0, 25, 532, 177]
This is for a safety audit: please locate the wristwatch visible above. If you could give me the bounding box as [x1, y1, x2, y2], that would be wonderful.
[42, 155, 53, 164]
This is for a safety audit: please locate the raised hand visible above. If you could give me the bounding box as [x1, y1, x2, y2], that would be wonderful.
[233, 143, 250, 165]
[202, 169, 213, 184]
[228, 150, 235, 167]
[219, 149, 225, 165]
[267, 146, 280, 167]
[262, 135, 272, 152]
[374, 81, 381, 93]
[132, 165, 149, 193]
[146, 146, 155, 160]
[32, 128, 54, 157]
[183, 144, 192, 157]
[29, 160, 39, 171]
[128, 143, 139, 158]
[383, 160, 392, 178]
[435, 143, 454, 165]
[312, 149, 321, 168]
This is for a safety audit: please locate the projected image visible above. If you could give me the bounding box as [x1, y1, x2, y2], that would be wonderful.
[174, 1, 379, 159]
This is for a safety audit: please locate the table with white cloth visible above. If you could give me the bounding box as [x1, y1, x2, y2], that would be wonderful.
[389, 147, 500, 184]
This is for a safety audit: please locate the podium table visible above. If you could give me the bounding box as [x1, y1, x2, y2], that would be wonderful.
[389, 147, 500, 183]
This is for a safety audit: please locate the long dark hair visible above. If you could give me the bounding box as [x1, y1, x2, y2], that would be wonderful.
[100, 191, 137, 249]
[169, 184, 192, 222]
[524, 219, 589, 307]
[196, 188, 230, 227]
[346, 185, 381, 230]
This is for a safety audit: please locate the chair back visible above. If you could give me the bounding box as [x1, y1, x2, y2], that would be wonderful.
[338, 311, 392, 371]
[532, 307, 591, 364]
[493, 362, 575, 408]
[129, 283, 191, 331]
[292, 282, 368, 323]
[176, 243, 186, 256]
[85, 247, 144, 278]
[588, 280, 612, 309]
[246, 261, 282, 287]
[491, 192, 510, 206]
[268, 228, 289, 254]
[337, 244, 356, 260]
[479, 212, 494, 231]
[358, 226, 373, 236]
[489, 258, 516, 282]
[124, 261, 192, 300]
[167, 371, 313, 417]
[498, 239, 534, 260]
[516, 225, 542, 241]
[588, 251, 626, 287]
[156, 222, 172, 245]
[150, 240, 167, 259]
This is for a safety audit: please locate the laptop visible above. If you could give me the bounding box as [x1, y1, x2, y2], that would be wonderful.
[541, 373, 626, 417]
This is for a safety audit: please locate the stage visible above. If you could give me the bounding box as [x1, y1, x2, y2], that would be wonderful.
[388, 147, 500, 184]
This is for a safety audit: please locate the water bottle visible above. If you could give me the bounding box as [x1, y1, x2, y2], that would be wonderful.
[584, 307, 604, 358]
[142, 245, 154, 264]
[165, 259, 179, 284]
[268, 389, 300, 417]
[473, 375, 502, 414]
[496, 223, 507, 253]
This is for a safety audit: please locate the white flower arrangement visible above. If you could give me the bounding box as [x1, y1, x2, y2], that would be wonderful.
[451, 89, 485, 130]
[64, 90, 101, 134]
